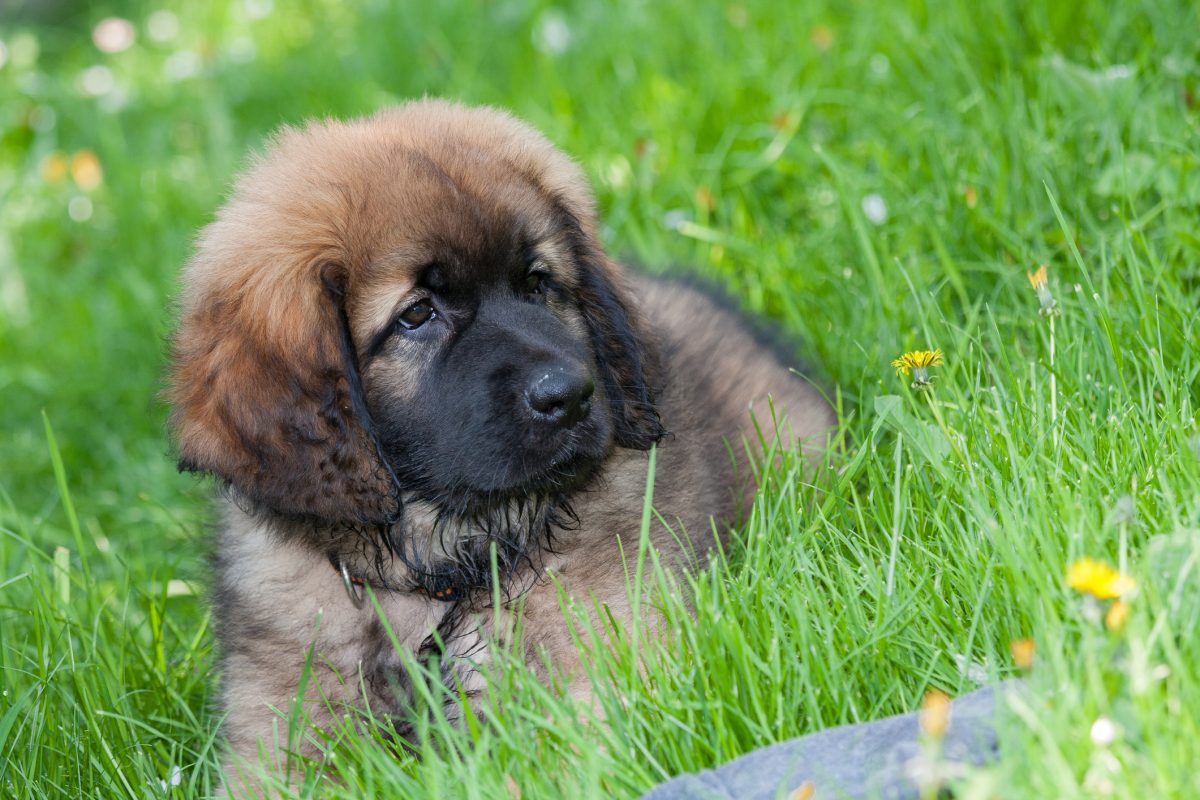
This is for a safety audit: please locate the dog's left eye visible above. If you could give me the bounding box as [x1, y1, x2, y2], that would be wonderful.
[397, 299, 436, 330]
[522, 271, 549, 297]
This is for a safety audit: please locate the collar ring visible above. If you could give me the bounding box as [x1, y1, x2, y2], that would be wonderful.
[339, 560, 366, 609]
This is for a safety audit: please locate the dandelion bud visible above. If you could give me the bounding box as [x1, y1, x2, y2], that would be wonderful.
[919, 689, 951, 739]
[1027, 265, 1059, 317]
[1105, 600, 1129, 631]
[1010, 638, 1036, 669]
[789, 782, 815, 800]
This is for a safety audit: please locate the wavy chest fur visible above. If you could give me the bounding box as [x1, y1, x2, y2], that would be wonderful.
[213, 501, 492, 749]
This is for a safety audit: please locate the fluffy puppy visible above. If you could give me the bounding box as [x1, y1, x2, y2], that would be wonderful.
[167, 99, 835, 786]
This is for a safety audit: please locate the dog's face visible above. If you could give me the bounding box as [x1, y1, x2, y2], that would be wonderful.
[168, 101, 663, 531]
[358, 169, 614, 509]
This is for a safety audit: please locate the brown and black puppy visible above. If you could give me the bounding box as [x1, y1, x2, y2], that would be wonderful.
[167, 99, 835, 787]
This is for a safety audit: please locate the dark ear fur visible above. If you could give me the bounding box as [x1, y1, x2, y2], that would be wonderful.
[167, 262, 396, 523]
[571, 241, 667, 450]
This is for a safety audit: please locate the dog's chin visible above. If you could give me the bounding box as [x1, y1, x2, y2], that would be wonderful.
[520, 444, 604, 494]
[428, 442, 604, 522]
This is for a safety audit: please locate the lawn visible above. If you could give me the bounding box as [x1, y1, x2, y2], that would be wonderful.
[2, 0, 1199, 797]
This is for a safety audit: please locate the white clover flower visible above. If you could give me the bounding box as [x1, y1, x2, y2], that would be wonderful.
[861, 193, 888, 224]
[93, 18, 136, 54]
[147, 11, 180, 43]
[533, 10, 571, 55]
[1090, 716, 1118, 746]
[79, 65, 115, 96]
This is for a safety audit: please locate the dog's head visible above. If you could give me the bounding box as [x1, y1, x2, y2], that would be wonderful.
[168, 101, 664, 539]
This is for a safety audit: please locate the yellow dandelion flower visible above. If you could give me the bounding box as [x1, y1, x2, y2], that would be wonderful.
[809, 25, 834, 51]
[70, 150, 103, 191]
[891, 349, 943, 389]
[1010, 638, 1035, 669]
[42, 151, 69, 184]
[1105, 599, 1129, 631]
[1026, 264, 1058, 316]
[1067, 557, 1135, 599]
[919, 688, 951, 739]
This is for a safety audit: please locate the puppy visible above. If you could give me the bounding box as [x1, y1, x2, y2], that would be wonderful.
[167, 99, 835, 786]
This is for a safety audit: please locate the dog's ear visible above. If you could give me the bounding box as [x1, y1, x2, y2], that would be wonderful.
[167, 258, 395, 523]
[572, 242, 666, 450]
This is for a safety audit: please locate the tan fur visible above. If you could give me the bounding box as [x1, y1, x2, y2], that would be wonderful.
[167, 99, 835, 795]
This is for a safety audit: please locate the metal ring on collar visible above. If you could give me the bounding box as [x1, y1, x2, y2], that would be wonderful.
[339, 561, 366, 609]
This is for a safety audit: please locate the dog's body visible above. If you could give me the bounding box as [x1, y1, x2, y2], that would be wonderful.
[167, 100, 834, 782]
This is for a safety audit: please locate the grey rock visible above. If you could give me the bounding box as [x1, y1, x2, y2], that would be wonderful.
[638, 683, 1011, 800]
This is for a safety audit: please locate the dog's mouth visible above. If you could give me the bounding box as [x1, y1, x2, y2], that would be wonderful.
[522, 431, 604, 489]
[444, 442, 601, 517]
[367, 420, 614, 597]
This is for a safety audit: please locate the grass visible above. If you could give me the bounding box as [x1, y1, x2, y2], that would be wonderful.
[2, 0, 1199, 797]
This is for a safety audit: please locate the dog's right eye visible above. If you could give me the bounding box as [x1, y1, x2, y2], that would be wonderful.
[397, 300, 436, 330]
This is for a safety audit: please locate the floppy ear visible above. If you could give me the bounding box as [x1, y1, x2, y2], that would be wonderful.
[572, 243, 667, 450]
[167, 260, 396, 523]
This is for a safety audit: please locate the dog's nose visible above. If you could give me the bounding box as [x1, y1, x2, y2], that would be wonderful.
[525, 364, 595, 428]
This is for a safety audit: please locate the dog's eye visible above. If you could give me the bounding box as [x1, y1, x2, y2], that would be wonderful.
[397, 300, 436, 330]
[522, 271, 549, 296]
